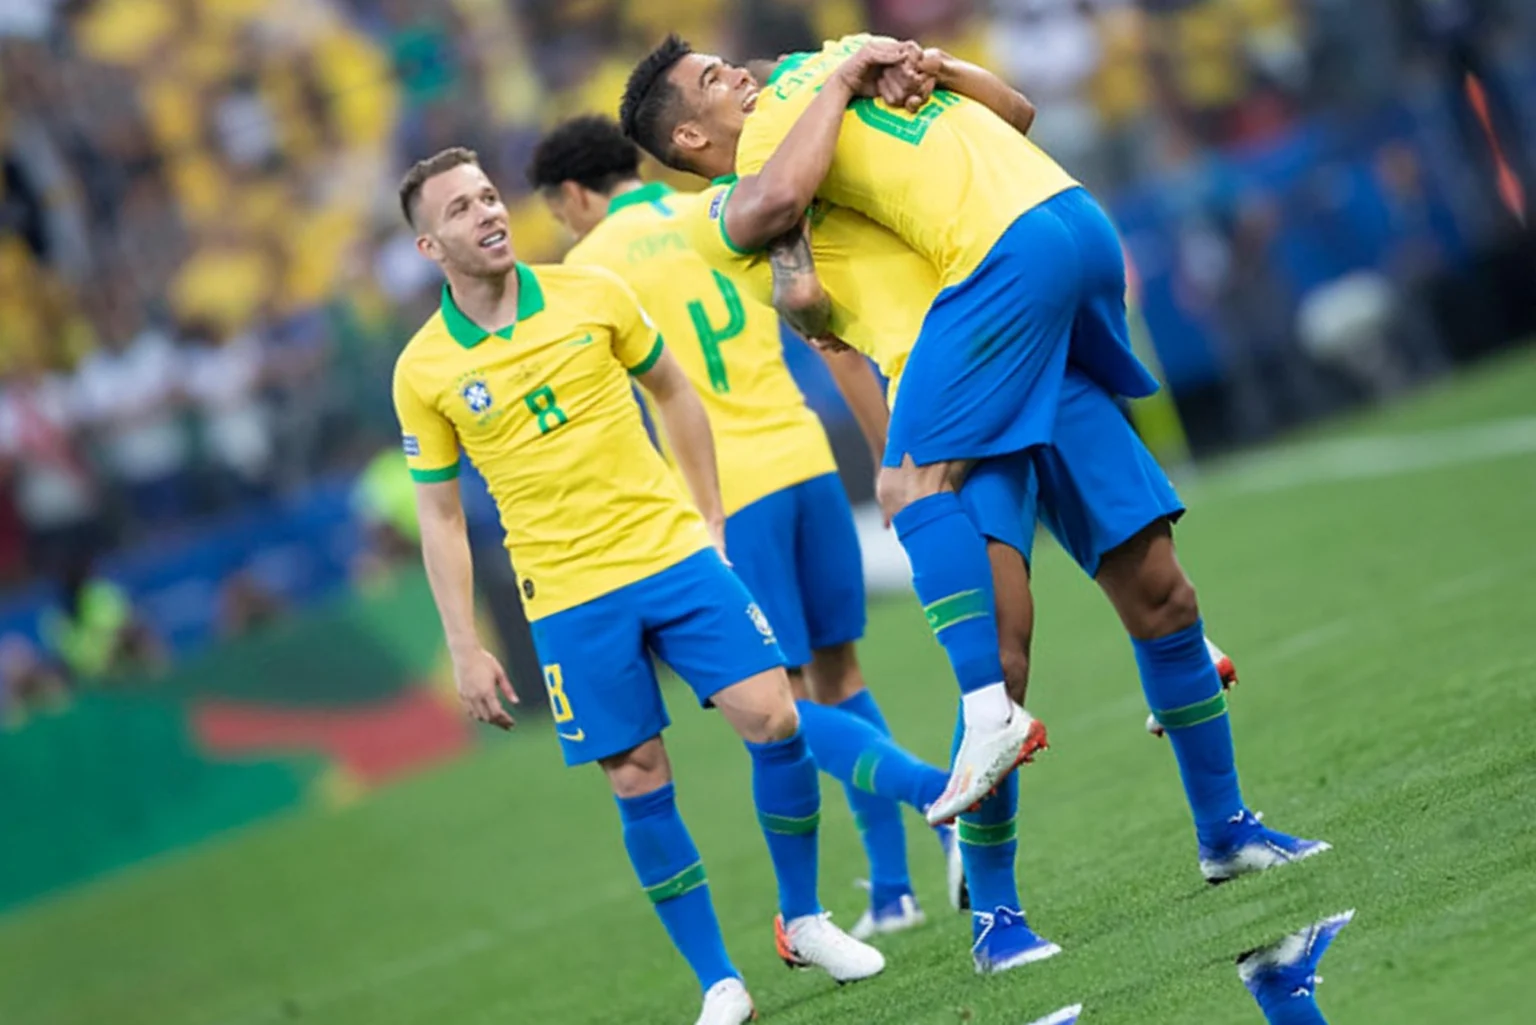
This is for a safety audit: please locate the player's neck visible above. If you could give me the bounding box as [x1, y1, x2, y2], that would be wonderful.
[445, 268, 521, 333]
[603, 179, 645, 204]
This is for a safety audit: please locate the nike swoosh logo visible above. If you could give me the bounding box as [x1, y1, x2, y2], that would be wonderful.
[565, 333, 594, 347]
[558, 728, 585, 742]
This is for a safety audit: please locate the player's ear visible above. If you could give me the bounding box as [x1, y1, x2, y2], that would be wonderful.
[672, 120, 707, 155]
[415, 232, 440, 260]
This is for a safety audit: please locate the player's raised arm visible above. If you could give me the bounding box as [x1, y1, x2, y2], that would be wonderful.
[633, 347, 727, 557]
[394, 370, 517, 730]
[723, 40, 924, 252]
[896, 49, 1037, 137]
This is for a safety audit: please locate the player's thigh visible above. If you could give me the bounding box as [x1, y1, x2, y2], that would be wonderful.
[884, 207, 1080, 470]
[725, 488, 813, 668]
[791, 473, 867, 657]
[642, 549, 789, 711]
[958, 450, 1039, 565]
[1033, 369, 1185, 579]
[530, 593, 667, 768]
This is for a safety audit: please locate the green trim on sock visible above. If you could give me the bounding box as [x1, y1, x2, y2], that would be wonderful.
[851, 751, 881, 794]
[957, 817, 1018, 847]
[1153, 691, 1229, 731]
[923, 590, 989, 634]
[759, 810, 820, 836]
[644, 862, 707, 904]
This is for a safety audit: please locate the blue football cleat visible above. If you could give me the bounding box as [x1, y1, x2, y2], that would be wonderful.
[1238, 910, 1355, 1016]
[1200, 810, 1332, 883]
[971, 907, 1061, 974]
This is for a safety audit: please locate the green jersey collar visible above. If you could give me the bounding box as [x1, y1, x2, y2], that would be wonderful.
[711, 174, 738, 186]
[607, 181, 673, 216]
[764, 52, 814, 88]
[440, 263, 545, 348]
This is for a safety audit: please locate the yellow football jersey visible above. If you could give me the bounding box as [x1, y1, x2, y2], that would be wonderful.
[681, 180, 939, 392]
[736, 35, 1080, 289]
[564, 182, 835, 516]
[392, 262, 711, 619]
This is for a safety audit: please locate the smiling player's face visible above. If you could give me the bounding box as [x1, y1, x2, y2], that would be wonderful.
[415, 163, 517, 279]
[666, 52, 759, 167]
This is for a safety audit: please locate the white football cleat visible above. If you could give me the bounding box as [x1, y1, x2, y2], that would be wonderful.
[1147, 637, 1239, 738]
[774, 912, 886, 983]
[849, 892, 926, 940]
[925, 705, 1048, 826]
[940, 824, 969, 911]
[695, 977, 755, 1025]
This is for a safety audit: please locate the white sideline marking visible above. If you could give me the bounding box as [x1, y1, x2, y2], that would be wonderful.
[1209, 416, 1536, 497]
[859, 418, 1536, 592]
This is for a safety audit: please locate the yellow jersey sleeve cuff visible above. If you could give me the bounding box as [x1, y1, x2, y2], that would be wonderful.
[716, 183, 754, 256]
[627, 335, 665, 377]
[409, 463, 460, 483]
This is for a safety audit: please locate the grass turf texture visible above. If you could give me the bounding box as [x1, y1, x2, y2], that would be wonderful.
[4, 350, 1535, 1025]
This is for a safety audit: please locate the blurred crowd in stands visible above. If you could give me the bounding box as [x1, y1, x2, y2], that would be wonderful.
[2, 0, 1535, 712]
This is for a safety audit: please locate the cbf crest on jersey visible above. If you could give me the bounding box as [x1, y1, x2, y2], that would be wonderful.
[461, 377, 493, 414]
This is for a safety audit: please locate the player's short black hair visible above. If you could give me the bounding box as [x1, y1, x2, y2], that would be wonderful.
[399, 146, 479, 228]
[620, 34, 695, 171]
[526, 116, 642, 194]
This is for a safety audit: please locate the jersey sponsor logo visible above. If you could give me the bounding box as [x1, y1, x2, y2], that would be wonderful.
[460, 376, 494, 415]
[522, 578, 536, 599]
[557, 727, 586, 742]
[708, 191, 726, 221]
[747, 602, 776, 643]
[402, 435, 420, 456]
[564, 332, 594, 347]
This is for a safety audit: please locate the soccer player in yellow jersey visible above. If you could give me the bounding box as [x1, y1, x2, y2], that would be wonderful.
[390, 148, 884, 1025]
[526, 115, 968, 939]
[622, 34, 1328, 964]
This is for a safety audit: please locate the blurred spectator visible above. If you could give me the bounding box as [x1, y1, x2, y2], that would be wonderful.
[75, 283, 192, 529]
[41, 554, 166, 683]
[0, 351, 103, 576]
[218, 563, 288, 639]
[179, 318, 275, 508]
[0, 633, 70, 729]
[350, 446, 421, 586]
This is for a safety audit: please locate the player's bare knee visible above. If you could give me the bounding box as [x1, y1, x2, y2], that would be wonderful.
[600, 738, 672, 799]
[1129, 572, 1200, 639]
[759, 699, 802, 744]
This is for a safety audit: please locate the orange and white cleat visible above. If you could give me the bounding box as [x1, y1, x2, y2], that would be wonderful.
[1147, 637, 1238, 739]
[925, 705, 1048, 827]
[774, 912, 885, 984]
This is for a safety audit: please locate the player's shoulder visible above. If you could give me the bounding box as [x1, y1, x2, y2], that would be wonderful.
[394, 308, 452, 376]
[534, 262, 638, 313]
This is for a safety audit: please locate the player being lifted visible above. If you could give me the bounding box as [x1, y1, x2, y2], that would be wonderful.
[621, 36, 1326, 890]
[526, 115, 966, 941]
[391, 147, 883, 1025]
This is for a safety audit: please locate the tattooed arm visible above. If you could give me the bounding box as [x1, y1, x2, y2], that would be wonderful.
[768, 224, 834, 343]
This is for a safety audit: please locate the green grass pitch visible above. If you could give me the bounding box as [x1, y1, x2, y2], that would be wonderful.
[4, 350, 1535, 1025]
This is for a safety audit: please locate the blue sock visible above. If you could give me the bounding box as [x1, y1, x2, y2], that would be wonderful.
[892, 493, 1004, 694]
[951, 705, 1021, 915]
[1134, 620, 1245, 841]
[1256, 991, 1329, 1025]
[746, 730, 822, 921]
[836, 688, 892, 736]
[616, 784, 737, 992]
